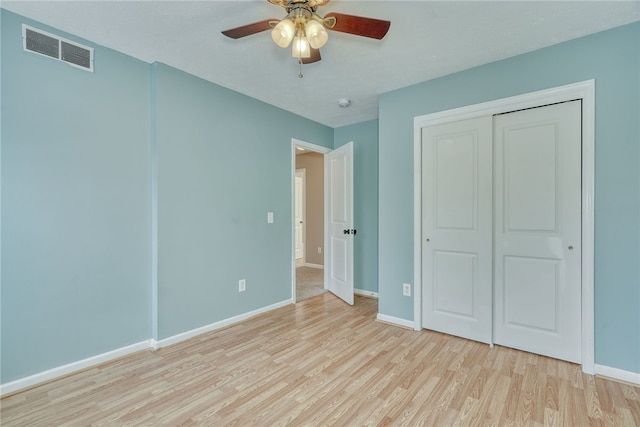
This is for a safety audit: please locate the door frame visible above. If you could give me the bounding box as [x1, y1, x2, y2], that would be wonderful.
[291, 138, 331, 303]
[413, 80, 595, 374]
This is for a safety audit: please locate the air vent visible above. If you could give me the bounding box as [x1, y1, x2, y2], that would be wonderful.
[61, 41, 91, 69]
[25, 28, 59, 59]
[23, 24, 94, 72]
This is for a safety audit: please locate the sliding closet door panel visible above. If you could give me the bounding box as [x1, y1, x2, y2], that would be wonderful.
[493, 100, 582, 363]
[422, 116, 493, 344]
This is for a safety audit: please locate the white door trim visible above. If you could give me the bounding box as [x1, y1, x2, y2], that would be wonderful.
[291, 139, 331, 303]
[413, 80, 595, 374]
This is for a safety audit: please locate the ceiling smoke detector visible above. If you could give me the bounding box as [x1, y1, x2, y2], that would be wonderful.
[337, 98, 351, 108]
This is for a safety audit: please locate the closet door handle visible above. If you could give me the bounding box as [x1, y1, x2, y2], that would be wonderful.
[343, 229, 351, 235]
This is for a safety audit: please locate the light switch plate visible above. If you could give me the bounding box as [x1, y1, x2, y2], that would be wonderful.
[267, 212, 274, 223]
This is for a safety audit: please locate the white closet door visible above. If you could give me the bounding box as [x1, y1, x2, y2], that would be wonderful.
[493, 101, 582, 363]
[422, 116, 493, 344]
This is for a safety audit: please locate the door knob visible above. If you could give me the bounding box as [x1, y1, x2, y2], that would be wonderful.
[568, 245, 574, 250]
[343, 229, 351, 235]
[352, 229, 357, 235]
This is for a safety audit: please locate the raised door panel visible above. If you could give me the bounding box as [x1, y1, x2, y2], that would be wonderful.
[503, 256, 560, 332]
[433, 251, 476, 318]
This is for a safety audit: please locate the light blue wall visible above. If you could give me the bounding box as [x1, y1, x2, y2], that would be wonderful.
[154, 63, 333, 339]
[378, 22, 640, 373]
[1, 10, 152, 382]
[1, 9, 333, 383]
[334, 120, 379, 293]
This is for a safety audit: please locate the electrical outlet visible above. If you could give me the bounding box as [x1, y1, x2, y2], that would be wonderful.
[239, 279, 246, 292]
[317, 247, 322, 254]
[403, 283, 411, 297]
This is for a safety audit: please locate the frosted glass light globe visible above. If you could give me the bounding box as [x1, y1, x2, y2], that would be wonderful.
[271, 19, 295, 48]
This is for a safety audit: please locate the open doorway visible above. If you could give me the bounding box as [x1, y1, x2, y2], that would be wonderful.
[294, 145, 326, 302]
[292, 138, 355, 305]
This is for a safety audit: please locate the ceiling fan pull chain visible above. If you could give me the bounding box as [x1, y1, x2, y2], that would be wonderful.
[298, 58, 304, 78]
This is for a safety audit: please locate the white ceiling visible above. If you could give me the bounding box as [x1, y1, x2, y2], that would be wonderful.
[3, 1, 639, 128]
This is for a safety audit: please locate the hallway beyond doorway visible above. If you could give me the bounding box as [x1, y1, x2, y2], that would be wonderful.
[296, 266, 325, 302]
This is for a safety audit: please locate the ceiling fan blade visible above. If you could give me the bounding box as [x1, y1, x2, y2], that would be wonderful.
[324, 13, 390, 40]
[221, 19, 277, 39]
[302, 48, 321, 64]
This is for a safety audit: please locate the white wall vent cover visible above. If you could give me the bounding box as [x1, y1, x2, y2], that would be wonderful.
[22, 24, 94, 72]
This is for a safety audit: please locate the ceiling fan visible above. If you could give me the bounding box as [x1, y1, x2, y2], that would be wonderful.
[221, 0, 390, 73]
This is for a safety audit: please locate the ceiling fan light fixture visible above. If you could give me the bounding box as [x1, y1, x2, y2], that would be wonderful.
[271, 18, 295, 48]
[222, 1, 392, 72]
[305, 18, 328, 49]
[292, 33, 311, 58]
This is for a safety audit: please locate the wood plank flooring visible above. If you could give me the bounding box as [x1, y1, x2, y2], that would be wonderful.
[2, 293, 639, 426]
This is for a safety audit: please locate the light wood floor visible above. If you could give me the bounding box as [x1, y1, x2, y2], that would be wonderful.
[2, 294, 639, 426]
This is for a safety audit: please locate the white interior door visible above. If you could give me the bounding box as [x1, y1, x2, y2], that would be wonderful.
[421, 116, 493, 344]
[326, 142, 354, 305]
[294, 170, 305, 260]
[493, 101, 582, 363]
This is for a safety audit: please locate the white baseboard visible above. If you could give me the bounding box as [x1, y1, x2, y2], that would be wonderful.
[355, 289, 378, 299]
[595, 364, 640, 385]
[303, 263, 324, 269]
[376, 313, 415, 329]
[1, 299, 293, 396]
[153, 299, 292, 349]
[0, 340, 152, 397]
